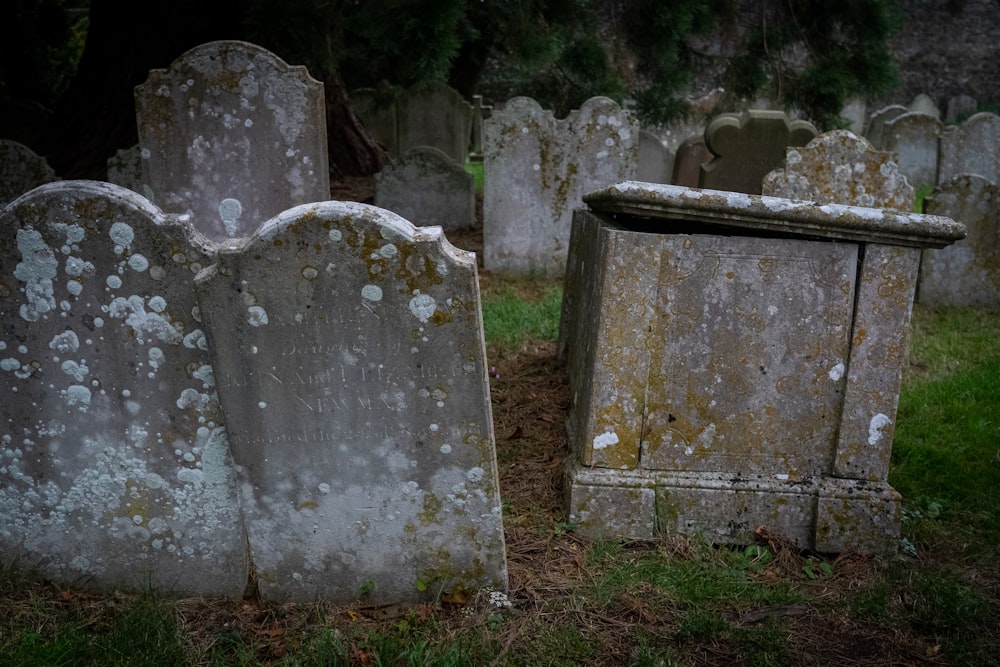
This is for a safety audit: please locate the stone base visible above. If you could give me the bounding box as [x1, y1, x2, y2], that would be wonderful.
[565, 463, 900, 555]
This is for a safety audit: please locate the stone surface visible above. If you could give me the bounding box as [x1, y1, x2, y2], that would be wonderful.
[135, 40, 330, 241]
[559, 181, 964, 553]
[0, 140, 58, 206]
[106, 145, 147, 197]
[670, 136, 712, 188]
[699, 110, 817, 195]
[865, 105, 908, 148]
[937, 112, 1000, 185]
[879, 112, 942, 190]
[349, 87, 399, 156]
[0, 181, 247, 595]
[919, 174, 1000, 306]
[636, 129, 671, 184]
[483, 96, 637, 276]
[762, 130, 915, 211]
[194, 201, 506, 603]
[375, 147, 475, 230]
[908, 93, 941, 118]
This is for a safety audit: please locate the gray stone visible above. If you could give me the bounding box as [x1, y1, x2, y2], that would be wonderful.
[483, 96, 637, 276]
[636, 129, 671, 184]
[865, 105, 908, 148]
[762, 130, 914, 211]
[135, 40, 330, 241]
[0, 181, 247, 595]
[670, 136, 712, 188]
[469, 95, 493, 161]
[106, 145, 147, 197]
[397, 81, 474, 164]
[699, 110, 818, 194]
[0, 140, 58, 206]
[560, 181, 965, 554]
[349, 87, 400, 156]
[194, 202, 506, 603]
[840, 97, 868, 135]
[375, 147, 475, 230]
[919, 174, 1000, 306]
[879, 112, 942, 190]
[945, 94, 978, 123]
[937, 112, 1000, 185]
[908, 93, 941, 119]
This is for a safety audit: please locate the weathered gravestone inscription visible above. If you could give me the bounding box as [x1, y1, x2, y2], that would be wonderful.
[762, 130, 914, 211]
[0, 181, 246, 596]
[375, 146, 475, 230]
[0, 140, 58, 206]
[483, 96, 637, 276]
[699, 110, 817, 195]
[195, 202, 506, 603]
[135, 40, 330, 241]
[919, 174, 1000, 306]
[879, 112, 942, 190]
[937, 112, 1000, 185]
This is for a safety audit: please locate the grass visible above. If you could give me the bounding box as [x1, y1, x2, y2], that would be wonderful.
[1, 289, 998, 666]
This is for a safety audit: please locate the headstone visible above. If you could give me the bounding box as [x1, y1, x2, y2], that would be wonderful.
[397, 81, 474, 164]
[919, 174, 1000, 306]
[375, 146, 476, 230]
[865, 105, 908, 148]
[483, 96, 637, 276]
[879, 112, 942, 190]
[762, 130, 915, 211]
[0, 181, 247, 596]
[560, 181, 964, 553]
[636, 129, 672, 184]
[671, 136, 713, 188]
[106, 145, 147, 197]
[469, 95, 493, 162]
[699, 110, 818, 194]
[134, 40, 331, 242]
[349, 87, 400, 156]
[0, 140, 58, 206]
[937, 112, 1000, 185]
[194, 201, 506, 603]
[840, 97, 868, 135]
[945, 94, 978, 123]
[909, 93, 940, 119]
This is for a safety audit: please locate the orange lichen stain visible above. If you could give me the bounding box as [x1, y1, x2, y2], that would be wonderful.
[298, 501, 318, 510]
[726, 271, 735, 279]
[852, 327, 867, 346]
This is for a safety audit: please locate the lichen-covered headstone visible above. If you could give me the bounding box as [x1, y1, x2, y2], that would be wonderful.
[0, 181, 246, 595]
[880, 112, 942, 190]
[699, 110, 817, 195]
[919, 174, 1000, 306]
[937, 112, 1000, 185]
[194, 202, 506, 603]
[375, 146, 475, 230]
[0, 140, 58, 206]
[762, 130, 914, 211]
[135, 40, 330, 241]
[483, 96, 637, 276]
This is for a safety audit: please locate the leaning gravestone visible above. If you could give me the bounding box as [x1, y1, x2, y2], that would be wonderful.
[762, 130, 914, 211]
[919, 174, 1000, 306]
[879, 112, 942, 190]
[375, 146, 475, 230]
[699, 110, 818, 195]
[134, 40, 330, 241]
[937, 112, 1000, 185]
[483, 96, 637, 276]
[194, 202, 506, 603]
[0, 140, 58, 206]
[0, 181, 247, 596]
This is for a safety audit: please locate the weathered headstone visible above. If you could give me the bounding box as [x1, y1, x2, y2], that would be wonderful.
[194, 202, 506, 603]
[106, 145, 147, 197]
[397, 81, 474, 164]
[670, 136, 712, 188]
[762, 130, 914, 211]
[919, 174, 1000, 306]
[375, 146, 476, 230]
[0, 140, 58, 206]
[937, 112, 1000, 185]
[349, 86, 400, 156]
[865, 104, 908, 149]
[945, 94, 978, 123]
[483, 96, 637, 276]
[636, 129, 672, 184]
[0, 181, 247, 596]
[879, 112, 942, 190]
[840, 97, 868, 135]
[469, 95, 493, 161]
[135, 40, 330, 241]
[908, 93, 941, 119]
[699, 110, 818, 194]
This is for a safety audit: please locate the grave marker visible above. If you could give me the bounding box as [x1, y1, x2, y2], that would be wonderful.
[375, 146, 475, 230]
[937, 112, 1000, 185]
[0, 140, 58, 206]
[879, 112, 942, 190]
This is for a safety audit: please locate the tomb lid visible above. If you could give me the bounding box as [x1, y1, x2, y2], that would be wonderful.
[583, 181, 965, 249]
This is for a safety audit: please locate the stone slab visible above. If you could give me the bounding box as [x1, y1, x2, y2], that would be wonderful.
[880, 112, 942, 190]
[937, 112, 1000, 185]
[375, 146, 475, 230]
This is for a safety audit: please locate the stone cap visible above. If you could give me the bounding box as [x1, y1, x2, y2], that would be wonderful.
[583, 181, 965, 249]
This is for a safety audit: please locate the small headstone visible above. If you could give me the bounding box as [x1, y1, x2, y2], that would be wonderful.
[483, 96, 637, 276]
[762, 130, 914, 211]
[865, 105, 908, 148]
[671, 136, 713, 188]
[0, 140, 58, 206]
[0, 181, 247, 596]
[397, 81, 474, 164]
[840, 97, 868, 135]
[919, 174, 1000, 306]
[135, 40, 330, 241]
[106, 145, 147, 197]
[945, 94, 978, 123]
[636, 129, 672, 184]
[880, 112, 943, 190]
[937, 112, 1000, 185]
[909, 93, 941, 119]
[375, 146, 476, 230]
[194, 202, 506, 603]
[699, 110, 818, 194]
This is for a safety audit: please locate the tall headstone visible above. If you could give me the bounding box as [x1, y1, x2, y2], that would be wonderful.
[937, 112, 1000, 185]
[194, 202, 506, 603]
[762, 130, 915, 211]
[135, 40, 330, 242]
[397, 81, 474, 164]
[879, 112, 942, 190]
[636, 129, 672, 184]
[0, 181, 247, 596]
[483, 96, 637, 276]
[671, 136, 713, 188]
[375, 146, 476, 230]
[699, 110, 818, 195]
[919, 174, 1000, 306]
[0, 140, 58, 206]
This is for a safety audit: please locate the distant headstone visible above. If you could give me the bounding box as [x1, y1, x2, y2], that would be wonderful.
[919, 174, 1000, 306]
[0, 181, 247, 596]
[908, 93, 940, 119]
[762, 130, 914, 211]
[937, 112, 1000, 185]
[636, 130, 672, 184]
[699, 110, 818, 194]
[865, 105, 908, 148]
[135, 40, 330, 241]
[397, 81, 474, 164]
[194, 202, 506, 603]
[0, 140, 58, 206]
[879, 112, 942, 189]
[349, 87, 400, 156]
[671, 136, 713, 188]
[375, 146, 476, 230]
[840, 97, 868, 135]
[106, 145, 147, 197]
[469, 95, 493, 161]
[483, 96, 637, 276]
[945, 94, 978, 123]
